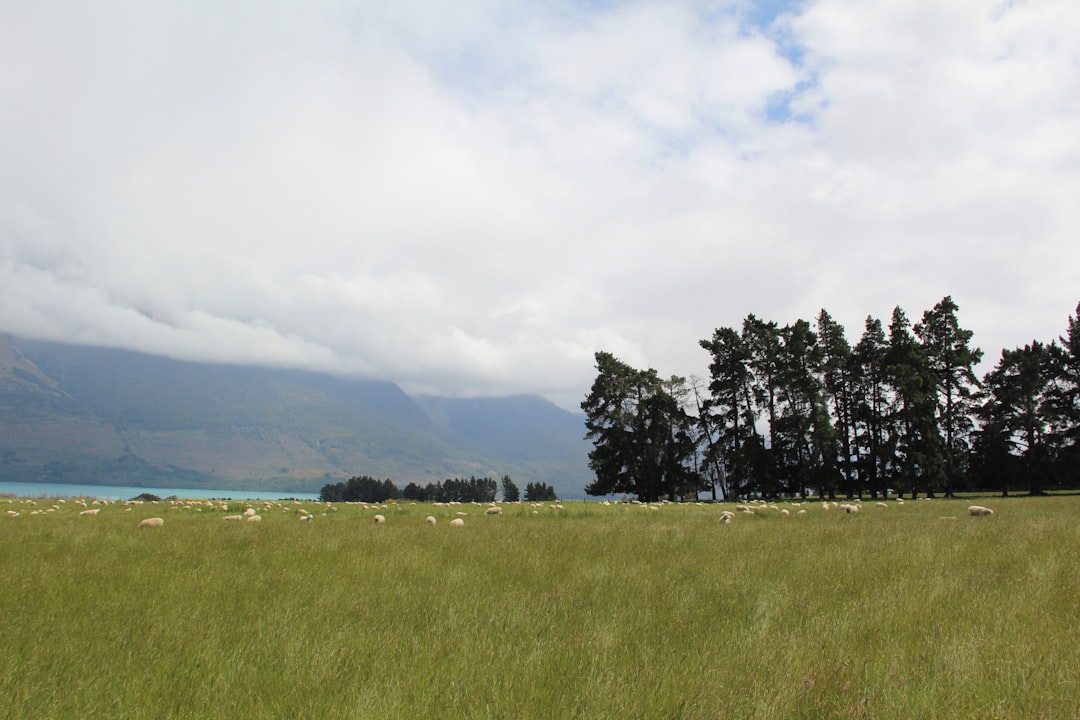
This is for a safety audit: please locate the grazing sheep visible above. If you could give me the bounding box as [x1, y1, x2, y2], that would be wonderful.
[246, 514, 262, 522]
[450, 518, 465, 527]
[968, 505, 995, 517]
[222, 515, 244, 521]
[299, 514, 312, 522]
[876, 502, 888, 508]
[780, 509, 790, 516]
[485, 507, 502, 516]
[425, 516, 437, 526]
[138, 517, 164, 529]
[243, 508, 256, 517]
[80, 508, 101, 516]
[373, 515, 386, 524]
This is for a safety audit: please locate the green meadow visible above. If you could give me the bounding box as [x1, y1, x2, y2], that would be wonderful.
[2, 495, 1079, 719]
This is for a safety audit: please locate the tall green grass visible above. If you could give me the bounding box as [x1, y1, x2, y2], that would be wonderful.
[2, 496, 1078, 718]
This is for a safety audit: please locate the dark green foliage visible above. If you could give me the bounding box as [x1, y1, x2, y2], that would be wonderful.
[320, 475, 399, 503]
[501, 475, 520, 502]
[976, 342, 1055, 495]
[683, 298, 1080, 500]
[581, 352, 699, 502]
[524, 481, 558, 501]
[914, 296, 983, 496]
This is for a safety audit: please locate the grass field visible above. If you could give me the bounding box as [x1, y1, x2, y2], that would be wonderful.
[2, 494, 1079, 719]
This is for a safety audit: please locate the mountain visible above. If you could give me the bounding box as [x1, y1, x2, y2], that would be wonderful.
[0, 335, 592, 497]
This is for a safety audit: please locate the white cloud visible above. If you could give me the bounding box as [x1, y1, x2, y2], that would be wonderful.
[1, 0, 1078, 408]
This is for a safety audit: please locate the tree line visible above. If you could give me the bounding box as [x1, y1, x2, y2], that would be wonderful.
[319, 474, 558, 503]
[582, 297, 1080, 502]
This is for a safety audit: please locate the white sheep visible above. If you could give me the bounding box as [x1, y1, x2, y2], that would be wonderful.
[876, 502, 888, 508]
[450, 518, 465, 527]
[373, 514, 386, 524]
[80, 508, 101, 516]
[485, 507, 502, 516]
[138, 517, 164, 528]
[968, 505, 994, 517]
[223, 515, 244, 521]
[246, 514, 262, 522]
[425, 516, 437, 526]
[718, 511, 734, 525]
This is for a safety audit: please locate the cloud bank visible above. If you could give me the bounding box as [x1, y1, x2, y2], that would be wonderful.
[2, 0, 1078, 409]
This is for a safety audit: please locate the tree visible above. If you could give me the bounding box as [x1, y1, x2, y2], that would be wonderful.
[887, 307, 945, 498]
[978, 342, 1056, 495]
[501, 475, 520, 502]
[851, 316, 895, 499]
[581, 351, 699, 501]
[742, 315, 785, 497]
[774, 318, 830, 499]
[914, 296, 983, 496]
[1047, 302, 1080, 487]
[699, 326, 760, 500]
[524, 482, 558, 501]
[319, 475, 399, 503]
[817, 310, 857, 498]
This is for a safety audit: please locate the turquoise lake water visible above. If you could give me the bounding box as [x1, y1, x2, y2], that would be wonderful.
[0, 481, 320, 501]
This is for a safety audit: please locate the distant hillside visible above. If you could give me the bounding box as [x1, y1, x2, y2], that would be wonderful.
[0, 336, 592, 497]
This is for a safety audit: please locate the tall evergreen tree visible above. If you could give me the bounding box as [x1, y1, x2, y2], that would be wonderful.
[1047, 303, 1080, 487]
[887, 307, 945, 498]
[742, 315, 785, 497]
[699, 327, 761, 500]
[851, 316, 895, 499]
[581, 352, 699, 501]
[978, 342, 1054, 495]
[774, 319, 828, 498]
[500, 475, 520, 502]
[816, 310, 856, 498]
[914, 296, 983, 496]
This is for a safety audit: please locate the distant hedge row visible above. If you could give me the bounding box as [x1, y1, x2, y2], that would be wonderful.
[319, 474, 557, 503]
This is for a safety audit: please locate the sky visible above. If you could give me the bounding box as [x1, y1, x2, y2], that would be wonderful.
[2, 0, 1078, 411]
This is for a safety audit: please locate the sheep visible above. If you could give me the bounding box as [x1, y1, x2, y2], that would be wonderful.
[80, 508, 101, 516]
[780, 509, 790, 516]
[485, 506, 502, 516]
[243, 507, 256, 517]
[425, 516, 437, 526]
[968, 505, 995, 517]
[138, 517, 164, 528]
[373, 515, 386, 524]
[450, 518, 465, 527]
[299, 514, 312, 522]
[222, 515, 244, 521]
[876, 502, 888, 508]
[246, 514, 262, 522]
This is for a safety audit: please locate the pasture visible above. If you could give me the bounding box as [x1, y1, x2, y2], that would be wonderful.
[2, 494, 1079, 719]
